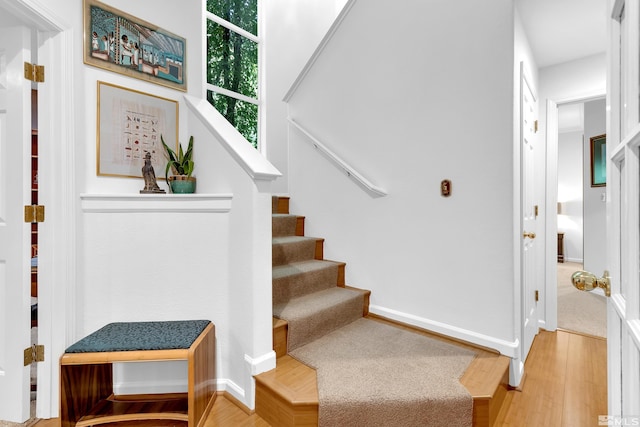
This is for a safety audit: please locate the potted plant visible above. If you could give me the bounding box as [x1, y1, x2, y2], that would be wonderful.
[161, 135, 196, 193]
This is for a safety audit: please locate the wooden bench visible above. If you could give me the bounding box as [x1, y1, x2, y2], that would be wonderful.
[60, 320, 216, 427]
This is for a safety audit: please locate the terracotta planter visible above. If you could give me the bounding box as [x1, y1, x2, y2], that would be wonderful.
[168, 175, 196, 194]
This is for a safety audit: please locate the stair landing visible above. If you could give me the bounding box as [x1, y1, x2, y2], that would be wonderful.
[257, 314, 510, 427]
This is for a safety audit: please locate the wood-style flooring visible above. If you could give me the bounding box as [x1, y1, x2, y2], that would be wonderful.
[495, 329, 607, 427]
[34, 329, 606, 427]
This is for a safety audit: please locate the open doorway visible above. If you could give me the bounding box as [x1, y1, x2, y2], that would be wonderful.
[30, 87, 38, 418]
[556, 98, 606, 338]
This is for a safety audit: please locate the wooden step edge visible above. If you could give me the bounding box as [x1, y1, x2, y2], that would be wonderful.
[314, 238, 324, 260]
[296, 216, 305, 236]
[344, 285, 371, 316]
[273, 317, 288, 358]
[460, 353, 511, 398]
[461, 354, 510, 427]
[322, 259, 346, 286]
[254, 355, 319, 426]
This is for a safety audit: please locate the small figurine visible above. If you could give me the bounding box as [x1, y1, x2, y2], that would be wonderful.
[140, 152, 165, 194]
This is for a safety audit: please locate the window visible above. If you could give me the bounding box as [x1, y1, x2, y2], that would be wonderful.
[206, 0, 259, 148]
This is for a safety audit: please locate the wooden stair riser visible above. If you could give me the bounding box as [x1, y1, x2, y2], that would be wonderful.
[272, 318, 288, 358]
[272, 196, 290, 215]
[272, 238, 324, 266]
[272, 215, 306, 238]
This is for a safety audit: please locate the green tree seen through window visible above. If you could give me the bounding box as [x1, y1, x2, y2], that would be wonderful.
[206, 0, 259, 148]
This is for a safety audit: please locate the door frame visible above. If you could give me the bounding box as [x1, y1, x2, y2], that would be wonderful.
[544, 91, 606, 334]
[0, 0, 76, 418]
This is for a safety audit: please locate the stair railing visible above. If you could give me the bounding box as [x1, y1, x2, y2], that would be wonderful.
[288, 117, 387, 198]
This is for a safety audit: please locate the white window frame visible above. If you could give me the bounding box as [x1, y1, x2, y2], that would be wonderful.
[204, 4, 262, 149]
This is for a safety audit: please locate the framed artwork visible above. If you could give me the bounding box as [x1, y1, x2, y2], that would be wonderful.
[590, 133, 606, 187]
[84, 0, 187, 91]
[97, 81, 178, 178]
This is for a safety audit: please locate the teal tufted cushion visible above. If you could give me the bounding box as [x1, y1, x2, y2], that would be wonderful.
[65, 320, 211, 353]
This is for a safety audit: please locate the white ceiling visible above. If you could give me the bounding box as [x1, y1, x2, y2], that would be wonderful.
[515, 0, 608, 68]
[0, 1, 607, 70]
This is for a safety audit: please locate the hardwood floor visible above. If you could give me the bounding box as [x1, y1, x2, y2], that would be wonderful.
[495, 329, 607, 427]
[33, 394, 270, 427]
[35, 329, 606, 427]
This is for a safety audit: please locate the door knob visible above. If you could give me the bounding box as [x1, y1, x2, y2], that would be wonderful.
[571, 270, 611, 297]
[523, 232, 536, 239]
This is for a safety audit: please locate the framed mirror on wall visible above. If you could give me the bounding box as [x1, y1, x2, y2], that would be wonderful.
[590, 134, 606, 187]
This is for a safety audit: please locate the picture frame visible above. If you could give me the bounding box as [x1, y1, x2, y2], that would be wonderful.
[590, 133, 606, 187]
[84, 0, 187, 91]
[97, 81, 178, 179]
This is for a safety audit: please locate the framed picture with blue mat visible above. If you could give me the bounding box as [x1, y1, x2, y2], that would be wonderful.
[84, 0, 187, 91]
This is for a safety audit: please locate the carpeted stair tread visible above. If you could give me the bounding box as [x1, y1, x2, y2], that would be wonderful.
[289, 317, 475, 427]
[272, 236, 319, 266]
[273, 260, 341, 305]
[273, 287, 364, 351]
[272, 214, 299, 237]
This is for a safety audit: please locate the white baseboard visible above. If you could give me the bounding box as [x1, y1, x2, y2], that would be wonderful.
[369, 305, 519, 358]
[217, 378, 246, 404]
[509, 358, 525, 388]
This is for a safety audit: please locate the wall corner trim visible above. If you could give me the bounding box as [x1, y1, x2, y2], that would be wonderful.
[245, 351, 276, 376]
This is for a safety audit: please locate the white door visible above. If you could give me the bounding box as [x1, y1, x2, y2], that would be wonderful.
[521, 64, 539, 360]
[606, 0, 640, 419]
[0, 25, 34, 423]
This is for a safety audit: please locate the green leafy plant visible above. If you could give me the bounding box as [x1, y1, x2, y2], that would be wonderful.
[161, 135, 194, 185]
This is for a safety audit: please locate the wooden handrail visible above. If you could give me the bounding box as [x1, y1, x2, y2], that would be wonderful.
[288, 118, 387, 198]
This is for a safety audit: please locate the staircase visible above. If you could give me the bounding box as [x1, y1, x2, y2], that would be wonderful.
[255, 196, 511, 427]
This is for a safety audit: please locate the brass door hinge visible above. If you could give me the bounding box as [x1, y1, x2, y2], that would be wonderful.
[24, 62, 44, 83]
[24, 205, 45, 223]
[535, 290, 539, 302]
[534, 205, 539, 217]
[24, 344, 44, 366]
[534, 120, 539, 133]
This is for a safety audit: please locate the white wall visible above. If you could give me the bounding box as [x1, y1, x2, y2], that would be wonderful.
[285, 0, 519, 359]
[539, 53, 607, 106]
[557, 130, 584, 262]
[264, 0, 348, 194]
[583, 98, 607, 275]
[39, 0, 273, 412]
